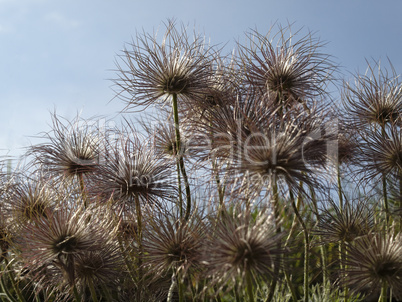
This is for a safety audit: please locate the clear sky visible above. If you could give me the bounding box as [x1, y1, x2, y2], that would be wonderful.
[1, 0, 402, 160]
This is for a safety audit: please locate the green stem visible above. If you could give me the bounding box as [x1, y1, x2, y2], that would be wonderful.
[382, 174, 389, 230]
[0, 272, 18, 302]
[88, 278, 99, 302]
[167, 271, 176, 302]
[399, 174, 402, 231]
[308, 184, 329, 288]
[176, 160, 184, 219]
[178, 273, 184, 302]
[234, 286, 241, 302]
[246, 271, 254, 302]
[2, 258, 25, 302]
[380, 126, 390, 230]
[117, 236, 137, 283]
[337, 164, 343, 210]
[179, 156, 192, 221]
[78, 174, 87, 209]
[290, 197, 309, 302]
[379, 281, 387, 302]
[134, 194, 143, 302]
[101, 285, 114, 302]
[73, 285, 82, 302]
[340, 241, 348, 300]
[171, 93, 192, 221]
[284, 186, 302, 302]
[266, 178, 281, 302]
[283, 271, 298, 302]
[212, 158, 225, 211]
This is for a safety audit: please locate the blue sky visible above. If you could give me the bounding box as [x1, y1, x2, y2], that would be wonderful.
[1, 0, 402, 160]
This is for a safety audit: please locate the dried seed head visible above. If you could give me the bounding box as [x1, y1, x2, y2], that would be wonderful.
[238, 24, 335, 108]
[89, 127, 175, 209]
[114, 19, 218, 110]
[344, 232, 402, 300]
[29, 113, 101, 181]
[315, 198, 374, 244]
[204, 209, 285, 291]
[74, 243, 123, 290]
[359, 125, 402, 182]
[19, 204, 108, 285]
[5, 179, 57, 226]
[342, 59, 402, 129]
[142, 210, 207, 280]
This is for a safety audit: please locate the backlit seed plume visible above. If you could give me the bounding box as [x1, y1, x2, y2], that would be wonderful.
[359, 124, 402, 182]
[142, 210, 207, 280]
[342, 59, 402, 130]
[113, 19, 218, 111]
[4, 178, 57, 227]
[315, 198, 374, 244]
[29, 113, 101, 181]
[203, 209, 285, 291]
[344, 232, 402, 300]
[237, 23, 335, 108]
[89, 127, 175, 209]
[74, 243, 124, 292]
[141, 116, 191, 159]
[182, 55, 241, 119]
[19, 204, 106, 285]
[211, 99, 327, 196]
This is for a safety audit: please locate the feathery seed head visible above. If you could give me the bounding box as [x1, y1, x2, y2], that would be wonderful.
[316, 198, 374, 244]
[238, 24, 335, 108]
[204, 209, 285, 290]
[90, 128, 175, 208]
[142, 210, 207, 280]
[359, 125, 402, 182]
[114, 19, 218, 110]
[29, 114, 101, 181]
[342, 59, 402, 129]
[344, 232, 402, 300]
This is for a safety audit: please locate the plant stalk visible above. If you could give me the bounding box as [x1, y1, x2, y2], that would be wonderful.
[171, 93, 192, 220]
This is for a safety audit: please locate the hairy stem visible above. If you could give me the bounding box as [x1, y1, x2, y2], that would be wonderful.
[78, 173, 87, 209]
[379, 281, 387, 302]
[290, 195, 309, 302]
[308, 184, 329, 289]
[246, 271, 255, 302]
[134, 194, 143, 302]
[266, 177, 281, 302]
[337, 164, 343, 210]
[167, 270, 176, 302]
[176, 160, 183, 218]
[88, 278, 99, 302]
[382, 174, 390, 229]
[172, 93, 192, 220]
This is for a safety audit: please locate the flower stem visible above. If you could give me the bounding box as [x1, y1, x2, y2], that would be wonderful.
[246, 271, 255, 302]
[290, 194, 309, 302]
[379, 281, 387, 302]
[134, 193, 143, 301]
[171, 93, 192, 220]
[88, 278, 99, 302]
[308, 184, 329, 289]
[73, 285, 82, 302]
[399, 174, 402, 231]
[78, 173, 87, 209]
[167, 270, 176, 302]
[382, 174, 389, 229]
[266, 177, 281, 302]
[178, 273, 184, 302]
[337, 164, 343, 210]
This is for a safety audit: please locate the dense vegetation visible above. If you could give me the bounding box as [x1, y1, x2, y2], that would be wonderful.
[1, 20, 402, 301]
